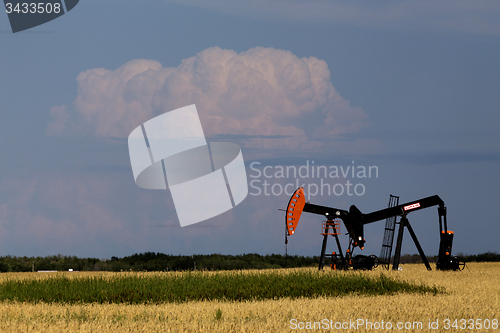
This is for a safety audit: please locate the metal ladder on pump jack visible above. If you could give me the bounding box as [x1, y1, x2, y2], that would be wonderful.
[379, 195, 399, 270]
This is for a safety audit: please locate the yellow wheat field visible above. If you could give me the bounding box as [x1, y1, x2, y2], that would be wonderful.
[0, 262, 499, 332]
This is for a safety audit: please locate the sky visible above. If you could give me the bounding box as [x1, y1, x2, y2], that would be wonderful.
[0, 0, 499, 260]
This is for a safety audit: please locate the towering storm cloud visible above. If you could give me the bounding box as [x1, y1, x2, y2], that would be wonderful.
[47, 47, 371, 152]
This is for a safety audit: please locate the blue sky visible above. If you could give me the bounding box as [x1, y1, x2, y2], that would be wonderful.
[0, 0, 499, 259]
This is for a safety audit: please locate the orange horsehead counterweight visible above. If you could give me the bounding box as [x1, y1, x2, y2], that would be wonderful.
[285, 187, 306, 236]
[285, 187, 366, 249]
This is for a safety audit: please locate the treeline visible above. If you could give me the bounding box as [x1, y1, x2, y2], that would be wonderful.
[396, 252, 500, 264]
[0, 252, 498, 273]
[461, 252, 500, 262]
[0, 253, 319, 272]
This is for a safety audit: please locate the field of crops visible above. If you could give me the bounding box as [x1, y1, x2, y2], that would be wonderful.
[0, 269, 440, 304]
[0, 262, 499, 332]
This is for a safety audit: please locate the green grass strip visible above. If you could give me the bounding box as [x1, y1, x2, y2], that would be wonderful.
[0, 271, 442, 304]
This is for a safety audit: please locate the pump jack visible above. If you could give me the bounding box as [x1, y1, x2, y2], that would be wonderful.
[285, 187, 464, 271]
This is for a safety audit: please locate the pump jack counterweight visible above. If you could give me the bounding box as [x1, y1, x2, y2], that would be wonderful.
[284, 187, 465, 271]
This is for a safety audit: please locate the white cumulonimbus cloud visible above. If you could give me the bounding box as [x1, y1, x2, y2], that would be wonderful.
[47, 46, 372, 153]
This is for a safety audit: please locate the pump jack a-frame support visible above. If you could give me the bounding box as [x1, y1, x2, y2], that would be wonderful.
[392, 215, 431, 270]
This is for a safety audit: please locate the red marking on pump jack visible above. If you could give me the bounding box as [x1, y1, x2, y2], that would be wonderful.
[404, 202, 420, 211]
